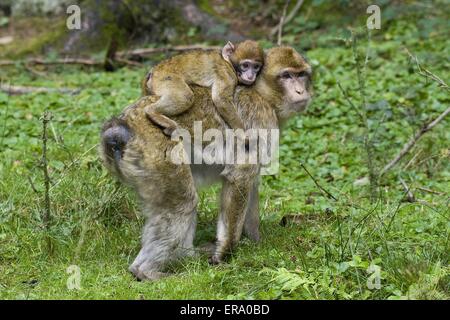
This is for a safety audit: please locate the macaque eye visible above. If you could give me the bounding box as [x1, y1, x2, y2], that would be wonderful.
[298, 71, 309, 78]
[241, 62, 250, 70]
[281, 72, 291, 79]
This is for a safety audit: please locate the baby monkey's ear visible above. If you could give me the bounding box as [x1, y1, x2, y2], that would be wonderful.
[221, 41, 235, 63]
[141, 70, 153, 95]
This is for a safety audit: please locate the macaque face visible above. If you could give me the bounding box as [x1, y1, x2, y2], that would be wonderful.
[222, 40, 264, 86]
[279, 67, 312, 110]
[237, 59, 262, 85]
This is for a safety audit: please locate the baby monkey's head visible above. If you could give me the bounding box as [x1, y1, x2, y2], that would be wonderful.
[222, 40, 264, 85]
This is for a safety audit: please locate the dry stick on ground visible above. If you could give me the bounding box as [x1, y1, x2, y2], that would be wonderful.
[0, 46, 217, 70]
[379, 106, 450, 176]
[337, 82, 364, 120]
[399, 177, 415, 203]
[271, 0, 305, 37]
[41, 111, 53, 254]
[0, 60, 16, 66]
[300, 162, 338, 201]
[116, 45, 222, 58]
[0, 84, 80, 95]
[380, 50, 450, 176]
[24, 62, 47, 77]
[0, 57, 141, 69]
[406, 48, 449, 90]
[115, 57, 144, 67]
[417, 186, 446, 196]
[29, 57, 102, 66]
[27, 175, 39, 194]
[403, 149, 423, 170]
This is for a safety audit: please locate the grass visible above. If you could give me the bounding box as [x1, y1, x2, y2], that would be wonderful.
[0, 14, 449, 299]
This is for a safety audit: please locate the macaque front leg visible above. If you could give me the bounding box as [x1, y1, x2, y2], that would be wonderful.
[211, 76, 244, 131]
[210, 165, 258, 264]
[210, 180, 249, 264]
[243, 178, 260, 242]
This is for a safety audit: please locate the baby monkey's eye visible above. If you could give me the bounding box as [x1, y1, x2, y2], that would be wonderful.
[253, 64, 261, 71]
[241, 62, 250, 70]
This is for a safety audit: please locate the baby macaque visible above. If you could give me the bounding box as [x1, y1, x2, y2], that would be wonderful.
[142, 40, 264, 135]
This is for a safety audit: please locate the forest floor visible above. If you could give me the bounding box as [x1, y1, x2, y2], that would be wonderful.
[0, 9, 449, 299]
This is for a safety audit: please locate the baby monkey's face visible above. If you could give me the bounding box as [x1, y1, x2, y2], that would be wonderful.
[236, 59, 262, 85]
[222, 40, 265, 86]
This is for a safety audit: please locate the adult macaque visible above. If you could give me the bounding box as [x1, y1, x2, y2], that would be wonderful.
[100, 46, 312, 280]
[141, 40, 264, 136]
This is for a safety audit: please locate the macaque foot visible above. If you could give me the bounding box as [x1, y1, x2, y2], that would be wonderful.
[208, 244, 228, 265]
[129, 263, 169, 281]
[208, 254, 223, 265]
[144, 106, 179, 137]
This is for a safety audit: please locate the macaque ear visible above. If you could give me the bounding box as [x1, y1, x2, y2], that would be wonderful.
[222, 41, 235, 62]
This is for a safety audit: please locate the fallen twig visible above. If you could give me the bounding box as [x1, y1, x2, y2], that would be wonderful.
[417, 186, 446, 196]
[300, 162, 338, 201]
[24, 62, 47, 77]
[27, 175, 39, 194]
[117, 45, 221, 58]
[0, 46, 219, 69]
[380, 106, 450, 176]
[0, 84, 80, 95]
[29, 57, 102, 66]
[405, 48, 449, 90]
[337, 82, 364, 120]
[0, 57, 137, 69]
[115, 57, 144, 67]
[403, 149, 423, 170]
[399, 177, 415, 202]
[0, 60, 15, 66]
[378, 49, 450, 175]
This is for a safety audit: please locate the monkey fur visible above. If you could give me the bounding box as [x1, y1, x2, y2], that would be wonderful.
[100, 46, 312, 280]
[141, 40, 264, 136]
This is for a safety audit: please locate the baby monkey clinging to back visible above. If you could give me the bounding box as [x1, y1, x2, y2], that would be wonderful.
[142, 40, 264, 135]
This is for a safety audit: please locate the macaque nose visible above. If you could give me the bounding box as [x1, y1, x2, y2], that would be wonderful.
[296, 89, 305, 95]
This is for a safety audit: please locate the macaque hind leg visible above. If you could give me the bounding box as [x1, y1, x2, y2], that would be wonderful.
[129, 207, 197, 281]
[144, 74, 194, 136]
[123, 146, 199, 281]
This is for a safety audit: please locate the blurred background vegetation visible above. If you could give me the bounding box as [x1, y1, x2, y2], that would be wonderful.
[0, 0, 447, 57]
